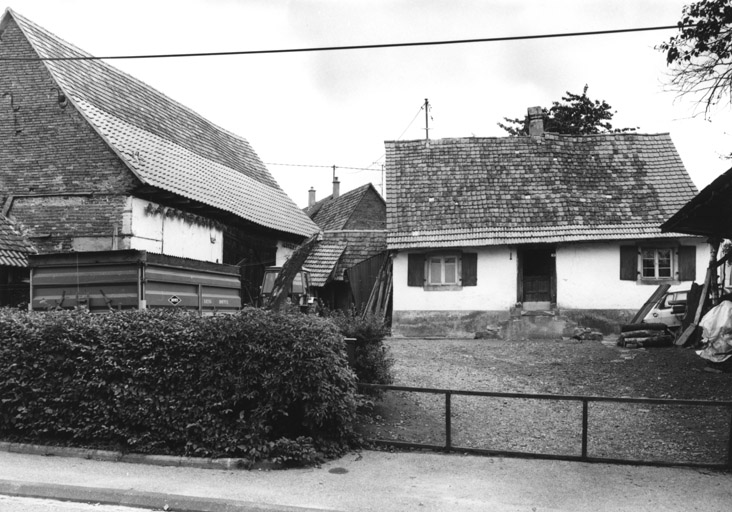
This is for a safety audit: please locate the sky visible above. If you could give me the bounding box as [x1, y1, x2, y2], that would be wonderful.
[3, 0, 732, 207]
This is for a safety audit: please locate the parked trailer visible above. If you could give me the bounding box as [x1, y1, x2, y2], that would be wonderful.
[29, 250, 241, 314]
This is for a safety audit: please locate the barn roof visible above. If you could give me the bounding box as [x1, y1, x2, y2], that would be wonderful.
[2, 9, 318, 238]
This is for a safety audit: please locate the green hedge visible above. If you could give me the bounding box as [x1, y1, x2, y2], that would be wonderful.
[328, 310, 393, 386]
[0, 307, 357, 464]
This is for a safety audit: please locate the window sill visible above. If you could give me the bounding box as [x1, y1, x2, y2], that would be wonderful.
[424, 284, 463, 291]
[638, 278, 680, 286]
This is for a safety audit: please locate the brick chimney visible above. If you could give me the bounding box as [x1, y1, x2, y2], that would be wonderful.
[332, 177, 340, 199]
[308, 187, 316, 207]
[527, 106, 544, 137]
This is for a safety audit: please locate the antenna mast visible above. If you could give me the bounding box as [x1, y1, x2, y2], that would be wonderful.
[424, 98, 430, 140]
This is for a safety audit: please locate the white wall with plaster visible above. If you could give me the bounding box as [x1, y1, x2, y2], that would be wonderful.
[392, 247, 517, 312]
[556, 239, 707, 310]
[122, 197, 223, 263]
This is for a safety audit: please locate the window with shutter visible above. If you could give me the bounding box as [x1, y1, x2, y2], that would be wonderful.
[619, 246, 637, 281]
[407, 253, 424, 286]
[678, 246, 696, 281]
[407, 251, 477, 290]
[462, 253, 477, 286]
[620, 244, 692, 283]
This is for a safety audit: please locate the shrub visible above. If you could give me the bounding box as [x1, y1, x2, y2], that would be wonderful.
[328, 309, 393, 386]
[0, 307, 357, 463]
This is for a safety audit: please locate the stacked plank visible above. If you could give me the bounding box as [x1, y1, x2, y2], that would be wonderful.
[617, 323, 674, 349]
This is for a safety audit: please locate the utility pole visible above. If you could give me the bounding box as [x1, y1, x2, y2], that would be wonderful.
[424, 98, 430, 140]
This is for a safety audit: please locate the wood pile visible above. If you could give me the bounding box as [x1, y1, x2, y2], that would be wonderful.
[617, 323, 674, 349]
[362, 255, 392, 321]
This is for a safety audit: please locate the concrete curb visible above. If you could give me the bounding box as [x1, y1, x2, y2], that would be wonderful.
[0, 479, 334, 512]
[0, 441, 282, 471]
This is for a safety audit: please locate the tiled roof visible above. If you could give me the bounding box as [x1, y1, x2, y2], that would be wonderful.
[304, 241, 347, 287]
[304, 184, 374, 230]
[325, 231, 387, 280]
[386, 134, 699, 249]
[0, 214, 36, 267]
[303, 231, 387, 285]
[7, 9, 318, 238]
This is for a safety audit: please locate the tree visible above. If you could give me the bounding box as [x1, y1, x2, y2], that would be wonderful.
[659, 0, 732, 116]
[497, 85, 636, 136]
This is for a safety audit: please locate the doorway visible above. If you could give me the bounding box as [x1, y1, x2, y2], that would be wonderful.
[517, 245, 556, 308]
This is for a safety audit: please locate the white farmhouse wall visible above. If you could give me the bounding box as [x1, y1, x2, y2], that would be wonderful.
[121, 197, 223, 263]
[392, 246, 516, 311]
[276, 241, 297, 266]
[556, 239, 707, 310]
[393, 239, 708, 313]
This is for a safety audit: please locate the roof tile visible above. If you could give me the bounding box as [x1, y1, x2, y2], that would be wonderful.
[8, 10, 318, 238]
[386, 134, 699, 248]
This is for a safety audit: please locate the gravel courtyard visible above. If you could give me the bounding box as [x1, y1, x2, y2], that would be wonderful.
[357, 337, 732, 466]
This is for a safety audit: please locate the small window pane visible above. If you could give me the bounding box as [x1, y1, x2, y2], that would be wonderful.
[642, 249, 656, 278]
[429, 259, 442, 284]
[658, 249, 672, 278]
[444, 257, 457, 284]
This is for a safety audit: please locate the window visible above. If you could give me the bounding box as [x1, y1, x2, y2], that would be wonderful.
[641, 248, 672, 279]
[407, 252, 477, 289]
[620, 245, 696, 283]
[428, 255, 458, 285]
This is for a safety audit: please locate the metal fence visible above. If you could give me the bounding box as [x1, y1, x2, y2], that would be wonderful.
[359, 383, 732, 469]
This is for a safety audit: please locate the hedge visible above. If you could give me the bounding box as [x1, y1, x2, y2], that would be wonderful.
[0, 307, 358, 465]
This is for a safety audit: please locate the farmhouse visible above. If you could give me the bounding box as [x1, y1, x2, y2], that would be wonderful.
[303, 180, 387, 310]
[0, 9, 318, 303]
[386, 109, 707, 338]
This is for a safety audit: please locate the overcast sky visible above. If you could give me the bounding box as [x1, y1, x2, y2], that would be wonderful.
[4, 0, 731, 206]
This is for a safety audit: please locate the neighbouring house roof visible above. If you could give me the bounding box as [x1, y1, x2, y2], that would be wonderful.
[303, 183, 387, 284]
[3, 9, 318, 239]
[0, 214, 36, 267]
[661, 166, 732, 240]
[304, 183, 381, 230]
[386, 134, 698, 249]
[304, 240, 348, 287]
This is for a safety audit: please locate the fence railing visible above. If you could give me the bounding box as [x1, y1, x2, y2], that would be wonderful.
[359, 383, 732, 469]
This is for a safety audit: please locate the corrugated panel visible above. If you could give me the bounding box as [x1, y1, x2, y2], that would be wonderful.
[29, 250, 242, 313]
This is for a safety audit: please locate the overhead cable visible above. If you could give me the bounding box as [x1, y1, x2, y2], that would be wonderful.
[1, 25, 682, 61]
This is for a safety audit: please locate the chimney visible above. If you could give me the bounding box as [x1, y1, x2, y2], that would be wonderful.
[332, 177, 340, 199]
[527, 106, 544, 137]
[308, 187, 316, 207]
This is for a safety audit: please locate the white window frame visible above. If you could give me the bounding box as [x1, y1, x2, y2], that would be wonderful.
[424, 252, 463, 291]
[640, 247, 674, 281]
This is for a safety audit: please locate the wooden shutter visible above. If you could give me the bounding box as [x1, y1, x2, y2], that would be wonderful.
[619, 246, 637, 281]
[678, 246, 696, 281]
[462, 253, 477, 286]
[407, 253, 425, 286]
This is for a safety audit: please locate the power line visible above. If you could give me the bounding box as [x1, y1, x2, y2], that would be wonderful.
[368, 101, 426, 166]
[1, 25, 682, 61]
[266, 162, 379, 171]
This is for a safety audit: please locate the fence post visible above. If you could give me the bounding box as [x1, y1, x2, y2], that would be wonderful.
[445, 391, 452, 451]
[727, 406, 732, 469]
[582, 399, 589, 460]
